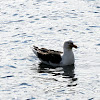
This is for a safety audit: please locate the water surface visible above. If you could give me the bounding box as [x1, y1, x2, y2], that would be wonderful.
[0, 0, 100, 99]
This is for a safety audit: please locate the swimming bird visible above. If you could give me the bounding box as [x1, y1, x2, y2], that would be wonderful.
[33, 40, 77, 66]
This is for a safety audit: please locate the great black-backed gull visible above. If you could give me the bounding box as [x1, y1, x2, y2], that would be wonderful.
[33, 40, 77, 66]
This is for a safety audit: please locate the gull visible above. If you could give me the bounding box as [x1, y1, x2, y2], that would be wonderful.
[33, 40, 77, 66]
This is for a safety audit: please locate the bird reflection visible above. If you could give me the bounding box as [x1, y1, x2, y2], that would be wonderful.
[62, 64, 75, 78]
[38, 63, 75, 78]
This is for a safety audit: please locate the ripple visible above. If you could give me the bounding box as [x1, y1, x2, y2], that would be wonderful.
[88, 32, 93, 33]
[22, 33, 26, 35]
[1, 75, 14, 78]
[34, 18, 39, 20]
[63, 1, 67, 3]
[5, 20, 24, 24]
[0, 30, 8, 32]
[7, 65, 16, 68]
[11, 40, 20, 43]
[0, 66, 3, 68]
[11, 48, 15, 50]
[89, 26, 100, 28]
[19, 83, 31, 86]
[70, 17, 77, 18]
[0, 43, 8, 45]
[20, 16, 24, 17]
[93, 12, 99, 13]
[86, 28, 90, 30]
[42, 16, 47, 18]
[96, 44, 100, 46]
[26, 97, 36, 100]
[30, 21, 35, 23]
[47, 1, 53, 3]
[13, 14, 18, 16]
[88, 98, 94, 100]
[12, 34, 20, 37]
[28, 16, 34, 18]
[48, 27, 53, 30]
[57, 89, 65, 93]
[0, 30, 4, 32]
[15, 27, 19, 29]
[22, 40, 32, 43]
[27, 36, 33, 37]
[80, 12, 84, 13]
[41, 73, 48, 76]
[13, 58, 26, 61]
[96, 6, 100, 8]
[67, 84, 77, 87]
[72, 10, 75, 11]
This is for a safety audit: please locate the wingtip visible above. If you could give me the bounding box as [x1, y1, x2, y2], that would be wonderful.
[32, 46, 38, 56]
[33, 45, 36, 48]
[33, 45, 38, 50]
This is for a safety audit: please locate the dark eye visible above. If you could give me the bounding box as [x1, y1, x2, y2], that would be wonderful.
[71, 43, 73, 45]
[68, 42, 70, 44]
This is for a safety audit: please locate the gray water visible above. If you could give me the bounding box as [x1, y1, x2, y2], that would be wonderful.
[0, 0, 100, 100]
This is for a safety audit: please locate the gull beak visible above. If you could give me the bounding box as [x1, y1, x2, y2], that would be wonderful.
[72, 44, 77, 48]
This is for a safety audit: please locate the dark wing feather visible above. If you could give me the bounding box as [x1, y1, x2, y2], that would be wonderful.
[49, 53, 62, 63]
[33, 46, 63, 54]
[37, 52, 62, 64]
[33, 46, 62, 64]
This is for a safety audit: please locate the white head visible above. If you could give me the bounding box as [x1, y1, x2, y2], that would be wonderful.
[63, 40, 77, 50]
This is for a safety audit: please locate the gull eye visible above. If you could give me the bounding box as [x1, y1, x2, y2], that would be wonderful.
[71, 42, 73, 45]
[67, 42, 70, 44]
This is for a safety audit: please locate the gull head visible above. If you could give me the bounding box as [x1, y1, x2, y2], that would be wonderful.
[63, 40, 77, 50]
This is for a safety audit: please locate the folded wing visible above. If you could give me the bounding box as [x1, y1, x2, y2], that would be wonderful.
[33, 46, 62, 64]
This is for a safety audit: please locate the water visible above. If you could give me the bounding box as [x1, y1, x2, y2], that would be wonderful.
[0, 0, 100, 99]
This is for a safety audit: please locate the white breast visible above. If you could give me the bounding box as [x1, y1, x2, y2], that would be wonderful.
[61, 50, 75, 65]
